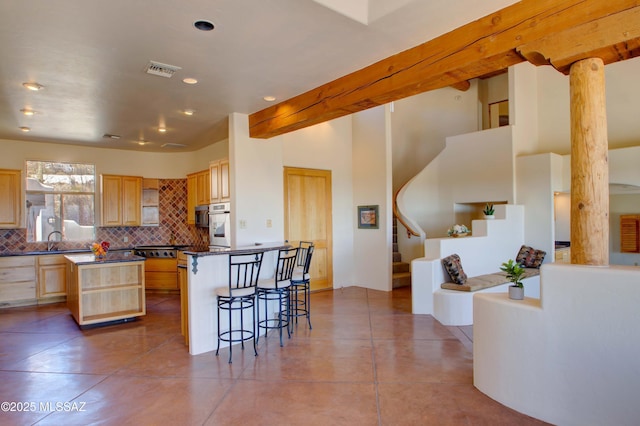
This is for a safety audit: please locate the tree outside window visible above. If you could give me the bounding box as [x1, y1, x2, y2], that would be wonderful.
[25, 161, 95, 242]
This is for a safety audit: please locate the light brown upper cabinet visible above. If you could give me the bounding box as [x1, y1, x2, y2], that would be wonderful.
[620, 214, 640, 253]
[0, 169, 21, 229]
[186, 169, 210, 225]
[186, 173, 197, 225]
[196, 169, 210, 206]
[101, 174, 142, 226]
[209, 158, 230, 203]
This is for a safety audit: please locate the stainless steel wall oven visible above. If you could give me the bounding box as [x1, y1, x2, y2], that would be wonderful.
[209, 202, 231, 247]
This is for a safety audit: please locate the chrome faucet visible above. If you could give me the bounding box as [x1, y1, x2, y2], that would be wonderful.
[47, 230, 63, 251]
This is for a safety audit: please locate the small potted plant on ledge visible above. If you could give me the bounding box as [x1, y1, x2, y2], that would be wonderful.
[483, 203, 495, 219]
[500, 259, 525, 300]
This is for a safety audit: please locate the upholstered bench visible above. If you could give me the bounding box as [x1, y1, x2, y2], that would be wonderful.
[434, 268, 541, 326]
[440, 268, 540, 292]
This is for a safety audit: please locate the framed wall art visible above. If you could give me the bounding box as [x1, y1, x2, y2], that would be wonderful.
[358, 205, 379, 229]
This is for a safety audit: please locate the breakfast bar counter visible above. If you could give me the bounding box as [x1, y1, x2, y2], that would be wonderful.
[183, 242, 290, 355]
[65, 253, 146, 326]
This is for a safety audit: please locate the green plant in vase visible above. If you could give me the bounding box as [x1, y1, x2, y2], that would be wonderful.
[500, 259, 525, 300]
[483, 203, 495, 217]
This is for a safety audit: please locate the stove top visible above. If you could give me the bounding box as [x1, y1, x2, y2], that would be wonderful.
[134, 246, 179, 258]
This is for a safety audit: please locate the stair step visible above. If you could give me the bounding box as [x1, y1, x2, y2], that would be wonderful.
[393, 261, 410, 274]
[393, 252, 402, 262]
[392, 271, 411, 289]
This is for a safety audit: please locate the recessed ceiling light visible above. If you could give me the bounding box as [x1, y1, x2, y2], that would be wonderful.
[182, 77, 198, 85]
[20, 108, 36, 116]
[263, 96, 276, 102]
[158, 127, 167, 133]
[184, 109, 195, 116]
[137, 140, 148, 146]
[194, 20, 215, 31]
[20, 126, 30, 132]
[22, 82, 44, 91]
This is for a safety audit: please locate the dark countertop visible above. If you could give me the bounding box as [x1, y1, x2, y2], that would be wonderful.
[1, 247, 136, 257]
[64, 252, 145, 265]
[183, 242, 291, 257]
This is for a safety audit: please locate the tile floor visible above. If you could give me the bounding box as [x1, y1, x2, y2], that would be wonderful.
[0, 287, 547, 425]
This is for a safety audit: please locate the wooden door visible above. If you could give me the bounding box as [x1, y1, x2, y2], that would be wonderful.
[284, 167, 332, 291]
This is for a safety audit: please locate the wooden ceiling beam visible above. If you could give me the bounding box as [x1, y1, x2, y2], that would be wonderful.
[450, 81, 471, 92]
[249, 0, 640, 139]
[518, 6, 640, 74]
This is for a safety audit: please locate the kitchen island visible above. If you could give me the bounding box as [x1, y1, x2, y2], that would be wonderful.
[182, 242, 290, 355]
[65, 252, 146, 326]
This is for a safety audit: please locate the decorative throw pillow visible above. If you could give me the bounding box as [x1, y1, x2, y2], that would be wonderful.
[515, 245, 546, 269]
[441, 254, 467, 284]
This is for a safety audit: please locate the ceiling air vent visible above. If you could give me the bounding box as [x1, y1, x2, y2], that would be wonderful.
[161, 143, 187, 148]
[145, 61, 181, 78]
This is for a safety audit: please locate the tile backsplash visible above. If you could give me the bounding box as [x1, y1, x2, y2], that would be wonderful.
[0, 178, 209, 254]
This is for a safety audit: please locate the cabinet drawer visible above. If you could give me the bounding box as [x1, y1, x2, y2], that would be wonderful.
[145, 271, 178, 289]
[0, 256, 36, 268]
[0, 264, 36, 282]
[0, 281, 37, 303]
[144, 258, 177, 272]
[37, 254, 66, 266]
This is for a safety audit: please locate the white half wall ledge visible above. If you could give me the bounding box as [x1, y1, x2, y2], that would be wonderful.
[473, 263, 640, 426]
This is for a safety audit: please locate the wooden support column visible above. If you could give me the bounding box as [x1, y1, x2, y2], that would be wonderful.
[569, 58, 609, 265]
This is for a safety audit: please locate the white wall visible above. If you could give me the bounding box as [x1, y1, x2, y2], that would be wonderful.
[280, 116, 356, 289]
[537, 55, 640, 155]
[609, 146, 640, 187]
[401, 125, 515, 239]
[0, 138, 205, 178]
[510, 62, 540, 155]
[352, 105, 392, 291]
[391, 82, 479, 192]
[229, 113, 285, 246]
[474, 263, 640, 426]
[230, 113, 357, 288]
[554, 192, 571, 242]
[515, 153, 562, 259]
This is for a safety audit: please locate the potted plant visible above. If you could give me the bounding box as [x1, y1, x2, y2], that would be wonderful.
[500, 259, 525, 300]
[483, 203, 495, 219]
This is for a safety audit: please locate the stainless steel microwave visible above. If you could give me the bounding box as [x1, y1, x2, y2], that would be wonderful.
[195, 205, 209, 228]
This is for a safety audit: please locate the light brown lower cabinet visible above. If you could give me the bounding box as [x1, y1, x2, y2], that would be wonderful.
[145, 258, 179, 291]
[37, 254, 67, 303]
[0, 256, 36, 307]
[66, 257, 146, 326]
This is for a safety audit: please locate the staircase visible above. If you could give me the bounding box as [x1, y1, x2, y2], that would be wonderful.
[392, 217, 411, 289]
